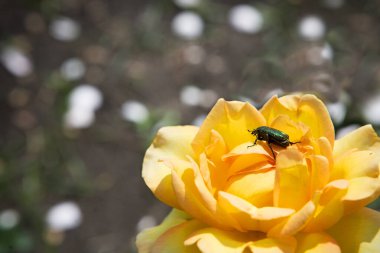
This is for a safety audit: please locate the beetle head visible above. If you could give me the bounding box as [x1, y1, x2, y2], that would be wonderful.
[248, 128, 258, 136]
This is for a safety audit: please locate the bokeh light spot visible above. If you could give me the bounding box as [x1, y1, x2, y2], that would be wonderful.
[50, 17, 81, 41]
[64, 85, 103, 129]
[60, 58, 86, 81]
[172, 11, 204, 40]
[46, 202, 82, 231]
[327, 101, 346, 125]
[173, 0, 201, 8]
[298, 15, 325, 41]
[1, 47, 33, 77]
[0, 209, 20, 229]
[121, 101, 149, 124]
[136, 215, 157, 232]
[362, 94, 380, 125]
[229, 5, 263, 34]
[68, 84, 103, 111]
[180, 85, 202, 106]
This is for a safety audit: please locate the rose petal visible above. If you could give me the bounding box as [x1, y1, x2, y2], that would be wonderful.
[223, 142, 270, 159]
[359, 243, 380, 253]
[202, 130, 231, 190]
[295, 232, 341, 253]
[260, 94, 334, 146]
[334, 125, 380, 158]
[173, 155, 243, 230]
[343, 177, 380, 213]
[332, 149, 380, 181]
[328, 208, 380, 253]
[172, 168, 224, 229]
[249, 237, 297, 253]
[198, 153, 213, 191]
[218, 191, 294, 232]
[151, 219, 205, 253]
[308, 155, 330, 193]
[270, 114, 308, 144]
[205, 129, 228, 159]
[143, 126, 199, 208]
[192, 99, 266, 156]
[274, 149, 310, 210]
[185, 227, 259, 253]
[223, 142, 274, 180]
[224, 170, 275, 207]
[269, 200, 316, 237]
[136, 209, 192, 253]
[316, 137, 334, 169]
[188, 156, 218, 212]
[303, 180, 349, 232]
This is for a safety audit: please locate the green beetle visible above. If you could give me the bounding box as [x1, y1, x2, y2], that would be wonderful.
[248, 126, 300, 159]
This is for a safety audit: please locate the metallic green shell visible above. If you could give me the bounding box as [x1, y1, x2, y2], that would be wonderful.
[256, 126, 289, 141]
[254, 126, 290, 147]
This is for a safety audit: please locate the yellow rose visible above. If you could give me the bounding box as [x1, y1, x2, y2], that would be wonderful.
[136, 94, 380, 253]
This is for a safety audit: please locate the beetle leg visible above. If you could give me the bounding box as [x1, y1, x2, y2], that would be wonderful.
[247, 137, 258, 148]
[268, 142, 276, 159]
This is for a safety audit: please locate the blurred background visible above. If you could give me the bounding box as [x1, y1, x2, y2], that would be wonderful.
[1, 0, 380, 252]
